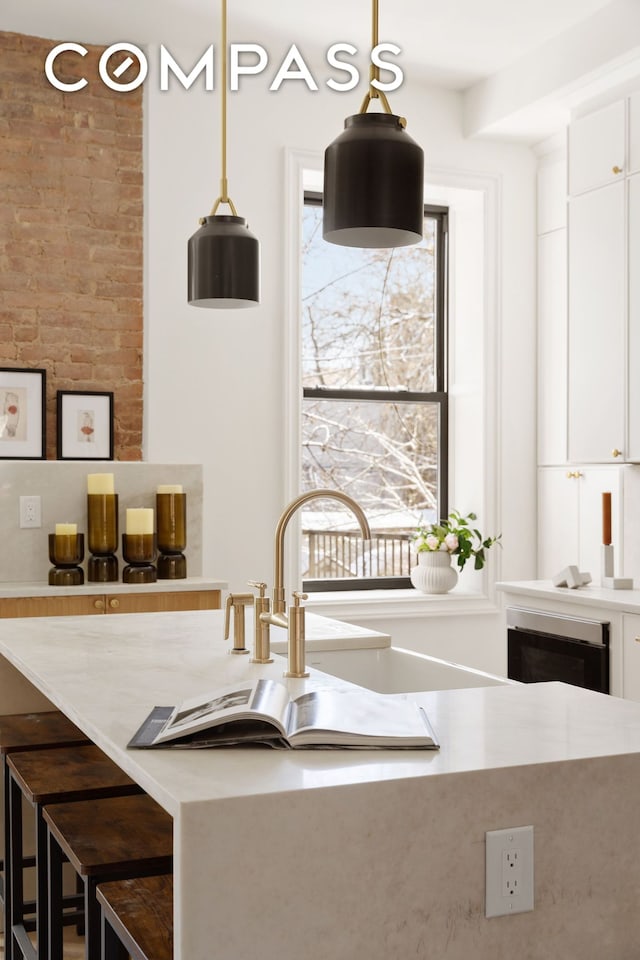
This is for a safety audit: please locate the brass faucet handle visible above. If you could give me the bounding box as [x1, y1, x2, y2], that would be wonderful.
[292, 591, 308, 606]
[248, 580, 267, 598]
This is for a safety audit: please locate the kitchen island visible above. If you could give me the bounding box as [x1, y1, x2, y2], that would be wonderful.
[2, 610, 640, 958]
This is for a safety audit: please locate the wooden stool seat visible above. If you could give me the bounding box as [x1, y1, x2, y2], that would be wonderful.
[7, 745, 143, 960]
[44, 794, 173, 877]
[7, 745, 140, 805]
[0, 712, 88, 755]
[44, 794, 173, 960]
[97, 875, 173, 960]
[1, 712, 90, 960]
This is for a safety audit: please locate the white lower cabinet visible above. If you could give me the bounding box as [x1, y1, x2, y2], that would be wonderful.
[622, 614, 640, 701]
[537, 466, 624, 580]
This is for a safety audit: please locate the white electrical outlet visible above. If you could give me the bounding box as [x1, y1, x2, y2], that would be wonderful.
[19, 495, 42, 529]
[485, 825, 534, 918]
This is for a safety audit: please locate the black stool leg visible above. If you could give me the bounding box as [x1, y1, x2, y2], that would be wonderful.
[46, 831, 64, 960]
[84, 876, 101, 960]
[101, 913, 128, 960]
[3, 755, 14, 960]
[8, 771, 23, 960]
[35, 807, 48, 960]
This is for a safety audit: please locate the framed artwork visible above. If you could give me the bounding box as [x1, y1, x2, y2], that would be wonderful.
[57, 390, 114, 460]
[0, 367, 46, 459]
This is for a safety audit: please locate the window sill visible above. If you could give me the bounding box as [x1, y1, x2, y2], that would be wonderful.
[303, 588, 499, 621]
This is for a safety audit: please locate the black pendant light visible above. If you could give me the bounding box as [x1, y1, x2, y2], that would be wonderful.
[323, 0, 424, 248]
[188, 0, 259, 307]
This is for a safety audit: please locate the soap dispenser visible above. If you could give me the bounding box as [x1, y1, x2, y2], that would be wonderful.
[224, 593, 253, 655]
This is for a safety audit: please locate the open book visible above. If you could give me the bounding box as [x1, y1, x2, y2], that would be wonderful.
[128, 677, 439, 750]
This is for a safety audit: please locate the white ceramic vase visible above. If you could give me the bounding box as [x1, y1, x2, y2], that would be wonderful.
[410, 550, 458, 594]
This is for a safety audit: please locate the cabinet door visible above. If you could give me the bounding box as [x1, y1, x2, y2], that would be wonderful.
[0, 595, 105, 618]
[568, 182, 626, 463]
[538, 229, 567, 465]
[537, 468, 579, 578]
[105, 590, 221, 614]
[568, 100, 626, 195]
[627, 174, 640, 459]
[628, 92, 640, 175]
[622, 614, 640, 701]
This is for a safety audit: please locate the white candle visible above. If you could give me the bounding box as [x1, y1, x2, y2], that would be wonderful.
[157, 484, 183, 494]
[87, 473, 115, 495]
[126, 508, 154, 535]
[55, 523, 77, 536]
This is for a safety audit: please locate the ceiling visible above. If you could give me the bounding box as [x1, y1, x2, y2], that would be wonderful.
[2, 0, 639, 141]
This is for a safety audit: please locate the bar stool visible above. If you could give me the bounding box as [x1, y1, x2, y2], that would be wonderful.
[7, 744, 143, 960]
[97, 874, 173, 960]
[44, 793, 173, 960]
[1, 711, 89, 960]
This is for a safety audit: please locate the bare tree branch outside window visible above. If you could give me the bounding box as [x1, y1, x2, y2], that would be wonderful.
[301, 195, 448, 589]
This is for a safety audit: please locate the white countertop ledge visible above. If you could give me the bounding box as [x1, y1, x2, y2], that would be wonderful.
[497, 579, 640, 612]
[2, 610, 640, 818]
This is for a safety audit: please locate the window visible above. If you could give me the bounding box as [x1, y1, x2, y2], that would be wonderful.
[301, 193, 449, 590]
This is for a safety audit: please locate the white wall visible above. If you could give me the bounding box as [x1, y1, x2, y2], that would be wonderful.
[143, 51, 537, 671]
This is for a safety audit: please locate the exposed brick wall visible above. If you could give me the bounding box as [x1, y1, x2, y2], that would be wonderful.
[0, 32, 143, 460]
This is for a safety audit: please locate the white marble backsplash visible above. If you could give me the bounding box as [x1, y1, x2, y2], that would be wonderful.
[0, 461, 203, 582]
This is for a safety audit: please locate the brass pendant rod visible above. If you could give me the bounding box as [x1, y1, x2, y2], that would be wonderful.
[210, 0, 238, 216]
[359, 0, 394, 117]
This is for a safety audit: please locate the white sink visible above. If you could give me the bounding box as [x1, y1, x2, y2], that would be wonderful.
[306, 645, 514, 694]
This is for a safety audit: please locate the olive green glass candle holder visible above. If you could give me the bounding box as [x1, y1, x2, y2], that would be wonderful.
[122, 533, 157, 584]
[156, 492, 187, 579]
[87, 493, 119, 582]
[48, 533, 85, 586]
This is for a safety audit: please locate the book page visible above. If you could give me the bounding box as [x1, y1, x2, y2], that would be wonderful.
[288, 688, 436, 746]
[154, 678, 292, 744]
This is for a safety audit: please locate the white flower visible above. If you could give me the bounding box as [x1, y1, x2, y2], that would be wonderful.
[444, 533, 459, 552]
[426, 534, 440, 550]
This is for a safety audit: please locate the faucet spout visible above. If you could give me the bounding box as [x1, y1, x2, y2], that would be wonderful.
[272, 488, 371, 615]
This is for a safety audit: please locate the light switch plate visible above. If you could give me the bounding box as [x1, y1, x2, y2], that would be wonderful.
[485, 825, 534, 917]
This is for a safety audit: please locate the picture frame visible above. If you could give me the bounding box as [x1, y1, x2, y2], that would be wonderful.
[56, 390, 114, 461]
[0, 367, 46, 459]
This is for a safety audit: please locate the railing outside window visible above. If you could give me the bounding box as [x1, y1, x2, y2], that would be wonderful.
[303, 529, 414, 580]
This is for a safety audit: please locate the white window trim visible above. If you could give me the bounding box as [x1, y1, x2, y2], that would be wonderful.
[283, 148, 502, 618]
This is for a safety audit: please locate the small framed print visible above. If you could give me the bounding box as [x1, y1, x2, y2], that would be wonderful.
[0, 367, 46, 459]
[57, 390, 114, 461]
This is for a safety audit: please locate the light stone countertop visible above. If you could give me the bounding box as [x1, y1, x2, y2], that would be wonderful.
[3, 609, 640, 958]
[1, 609, 640, 814]
[497, 579, 640, 611]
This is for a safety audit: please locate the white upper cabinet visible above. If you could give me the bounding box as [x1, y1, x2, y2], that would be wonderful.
[568, 100, 626, 196]
[537, 229, 567, 466]
[628, 92, 640, 174]
[568, 180, 626, 463]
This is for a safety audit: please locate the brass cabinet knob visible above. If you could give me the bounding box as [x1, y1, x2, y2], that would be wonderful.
[612, 448, 622, 458]
[566, 471, 583, 478]
[635, 637, 640, 643]
[612, 165, 623, 174]
[93, 598, 105, 610]
[109, 598, 120, 609]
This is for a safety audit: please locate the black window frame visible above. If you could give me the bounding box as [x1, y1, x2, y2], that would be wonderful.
[302, 192, 449, 591]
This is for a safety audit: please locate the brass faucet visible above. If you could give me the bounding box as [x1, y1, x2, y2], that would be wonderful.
[259, 489, 372, 677]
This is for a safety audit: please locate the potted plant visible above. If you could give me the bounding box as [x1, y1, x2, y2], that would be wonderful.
[410, 510, 501, 593]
